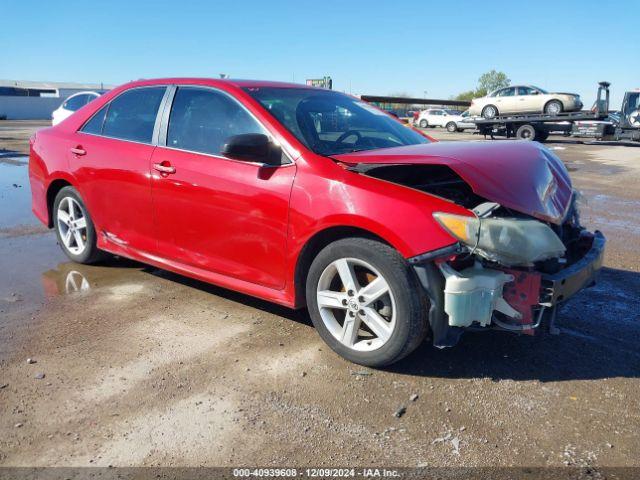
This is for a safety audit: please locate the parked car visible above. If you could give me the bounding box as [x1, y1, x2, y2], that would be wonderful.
[449, 110, 478, 132]
[51, 91, 101, 125]
[469, 85, 583, 119]
[416, 108, 462, 129]
[417, 109, 477, 132]
[29, 78, 605, 367]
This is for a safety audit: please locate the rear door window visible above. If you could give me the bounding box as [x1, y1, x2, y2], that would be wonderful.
[496, 87, 516, 97]
[102, 87, 166, 143]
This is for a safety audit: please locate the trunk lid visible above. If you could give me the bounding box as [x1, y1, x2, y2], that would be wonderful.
[333, 141, 572, 225]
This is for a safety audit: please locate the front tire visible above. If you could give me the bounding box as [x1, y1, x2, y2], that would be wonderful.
[544, 100, 563, 115]
[446, 122, 457, 133]
[306, 238, 428, 367]
[53, 186, 104, 264]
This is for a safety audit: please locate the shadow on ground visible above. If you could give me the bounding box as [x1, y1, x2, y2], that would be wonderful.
[392, 267, 640, 382]
[42, 258, 640, 383]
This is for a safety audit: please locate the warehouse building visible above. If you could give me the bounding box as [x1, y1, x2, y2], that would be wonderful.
[0, 80, 112, 120]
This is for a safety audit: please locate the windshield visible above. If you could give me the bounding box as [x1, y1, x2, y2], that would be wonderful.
[244, 87, 429, 156]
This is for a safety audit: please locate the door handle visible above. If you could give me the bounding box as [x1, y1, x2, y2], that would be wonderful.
[70, 147, 86, 156]
[153, 163, 176, 174]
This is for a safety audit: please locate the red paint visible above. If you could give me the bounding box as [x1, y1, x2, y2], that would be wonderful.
[334, 140, 572, 225]
[501, 269, 542, 335]
[29, 78, 570, 309]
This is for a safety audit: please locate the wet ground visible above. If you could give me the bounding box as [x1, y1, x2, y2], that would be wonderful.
[1, 121, 639, 469]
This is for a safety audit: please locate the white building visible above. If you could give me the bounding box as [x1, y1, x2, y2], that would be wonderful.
[0, 80, 112, 120]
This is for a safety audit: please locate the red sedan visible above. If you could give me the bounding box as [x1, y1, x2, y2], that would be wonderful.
[29, 78, 605, 367]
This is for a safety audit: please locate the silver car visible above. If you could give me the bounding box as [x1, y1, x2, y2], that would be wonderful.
[469, 85, 583, 119]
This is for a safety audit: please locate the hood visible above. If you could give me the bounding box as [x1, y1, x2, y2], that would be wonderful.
[552, 92, 579, 96]
[333, 141, 573, 225]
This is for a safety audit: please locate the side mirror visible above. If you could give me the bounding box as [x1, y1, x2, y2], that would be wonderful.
[221, 134, 281, 166]
[531, 91, 539, 95]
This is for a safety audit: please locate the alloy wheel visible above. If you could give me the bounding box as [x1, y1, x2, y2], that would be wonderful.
[57, 197, 88, 255]
[316, 258, 396, 352]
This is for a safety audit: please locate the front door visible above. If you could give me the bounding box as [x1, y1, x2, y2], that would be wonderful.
[516, 86, 538, 112]
[150, 86, 295, 289]
[494, 87, 517, 113]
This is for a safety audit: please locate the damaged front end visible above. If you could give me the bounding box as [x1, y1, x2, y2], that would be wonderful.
[336, 142, 606, 346]
[410, 196, 605, 347]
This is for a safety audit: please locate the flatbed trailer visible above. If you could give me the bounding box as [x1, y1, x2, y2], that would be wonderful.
[471, 82, 640, 144]
[472, 82, 610, 142]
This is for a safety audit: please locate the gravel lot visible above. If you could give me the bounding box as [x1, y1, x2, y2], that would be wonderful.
[1, 121, 639, 471]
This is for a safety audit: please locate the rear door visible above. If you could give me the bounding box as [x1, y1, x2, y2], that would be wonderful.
[72, 86, 167, 254]
[149, 86, 295, 289]
[494, 87, 517, 113]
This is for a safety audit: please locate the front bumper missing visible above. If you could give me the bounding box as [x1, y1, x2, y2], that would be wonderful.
[540, 230, 606, 306]
[411, 230, 606, 347]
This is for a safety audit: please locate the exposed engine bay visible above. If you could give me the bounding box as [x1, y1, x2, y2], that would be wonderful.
[346, 161, 606, 347]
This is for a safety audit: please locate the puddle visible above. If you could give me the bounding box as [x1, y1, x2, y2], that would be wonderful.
[0, 161, 40, 230]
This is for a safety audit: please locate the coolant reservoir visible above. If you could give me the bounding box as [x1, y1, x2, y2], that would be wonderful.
[439, 263, 515, 327]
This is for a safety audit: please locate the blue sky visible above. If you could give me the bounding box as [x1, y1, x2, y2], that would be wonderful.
[2, 0, 639, 106]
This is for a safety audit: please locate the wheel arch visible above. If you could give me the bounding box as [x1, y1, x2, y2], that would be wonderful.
[544, 98, 564, 112]
[46, 178, 74, 227]
[481, 104, 499, 117]
[293, 226, 392, 308]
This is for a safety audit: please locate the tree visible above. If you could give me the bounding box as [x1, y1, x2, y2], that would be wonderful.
[453, 90, 477, 102]
[476, 70, 511, 97]
[453, 70, 511, 101]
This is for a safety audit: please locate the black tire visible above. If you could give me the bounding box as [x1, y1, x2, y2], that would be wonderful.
[481, 105, 498, 119]
[536, 131, 549, 142]
[419, 119, 428, 128]
[544, 100, 563, 115]
[516, 124, 538, 141]
[53, 186, 105, 264]
[305, 238, 428, 367]
[446, 122, 457, 133]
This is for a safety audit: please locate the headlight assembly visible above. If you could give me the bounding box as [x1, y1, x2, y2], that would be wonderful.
[433, 212, 566, 266]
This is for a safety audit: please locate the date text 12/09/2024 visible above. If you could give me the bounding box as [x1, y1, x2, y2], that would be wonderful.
[232, 468, 401, 477]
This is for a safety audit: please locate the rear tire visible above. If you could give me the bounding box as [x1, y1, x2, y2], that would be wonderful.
[536, 131, 549, 142]
[516, 124, 538, 141]
[305, 238, 428, 367]
[419, 119, 428, 128]
[53, 186, 105, 264]
[482, 105, 498, 119]
[446, 122, 457, 133]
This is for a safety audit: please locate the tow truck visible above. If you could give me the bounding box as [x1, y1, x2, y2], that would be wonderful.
[471, 82, 640, 143]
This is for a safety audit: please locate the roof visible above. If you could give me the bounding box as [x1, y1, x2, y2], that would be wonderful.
[0, 79, 114, 90]
[122, 77, 317, 90]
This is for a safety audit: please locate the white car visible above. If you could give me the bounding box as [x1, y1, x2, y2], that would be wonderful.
[469, 85, 583, 119]
[51, 91, 101, 125]
[416, 109, 474, 132]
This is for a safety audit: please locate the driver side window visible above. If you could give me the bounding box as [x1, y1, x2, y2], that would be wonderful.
[167, 86, 266, 156]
